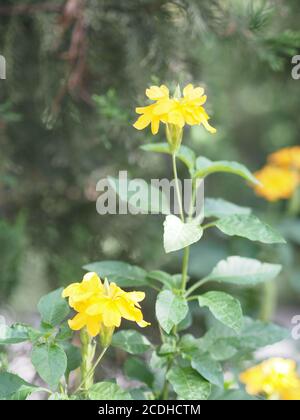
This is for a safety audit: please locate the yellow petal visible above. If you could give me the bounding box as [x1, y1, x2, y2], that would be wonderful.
[192, 86, 205, 98]
[82, 272, 102, 291]
[146, 85, 169, 100]
[127, 291, 145, 303]
[135, 104, 155, 114]
[201, 117, 217, 134]
[85, 298, 108, 315]
[151, 118, 159, 135]
[133, 114, 152, 130]
[62, 283, 80, 298]
[137, 320, 151, 328]
[115, 298, 143, 322]
[86, 317, 102, 337]
[102, 302, 122, 327]
[183, 84, 194, 97]
[68, 312, 87, 331]
[168, 110, 185, 128]
[152, 99, 174, 115]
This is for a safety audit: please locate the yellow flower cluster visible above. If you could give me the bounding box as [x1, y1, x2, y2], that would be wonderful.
[62, 272, 150, 337]
[133, 84, 216, 136]
[269, 146, 300, 170]
[254, 146, 300, 202]
[240, 358, 300, 400]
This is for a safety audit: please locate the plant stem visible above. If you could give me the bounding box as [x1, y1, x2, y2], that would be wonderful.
[181, 246, 190, 290]
[172, 153, 184, 222]
[84, 346, 108, 384]
[260, 280, 277, 322]
[160, 151, 195, 400]
[202, 221, 217, 230]
[160, 358, 173, 400]
[79, 329, 96, 392]
[185, 276, 210, 297]
[76, 345, 108, 394]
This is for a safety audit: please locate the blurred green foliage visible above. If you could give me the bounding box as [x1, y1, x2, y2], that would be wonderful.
[0, 215, 26, 300]
[0, 0, 299, 309]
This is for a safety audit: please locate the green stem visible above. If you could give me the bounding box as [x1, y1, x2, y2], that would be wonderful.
[160, 358, 172, 400]
[85, 346, 108, 384]
[260, 280, 277, 322]
[185, 277, 210, 297]
[287, 187, 300, 216]
[172, 153, 184, 222]
[181, 246, 190, 290]
[76, 345, 108, 394]
[202, 221, 217, 230]
[79, 329, 96, 392]
[160, 151, 196, 400]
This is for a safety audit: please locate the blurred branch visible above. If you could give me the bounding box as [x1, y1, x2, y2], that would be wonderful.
[0, 3, 63, 15]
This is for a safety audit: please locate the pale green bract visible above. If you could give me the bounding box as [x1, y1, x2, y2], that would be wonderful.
[163, 215, 203, 253]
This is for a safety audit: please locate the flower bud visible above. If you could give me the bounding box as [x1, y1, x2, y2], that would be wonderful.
[166, 123, 183, 153]
[99, 325, 115, 348]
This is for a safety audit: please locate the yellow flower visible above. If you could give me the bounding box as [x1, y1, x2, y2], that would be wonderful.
[253, 165, 298, 202]
[240, 358, 300, 400]
[62, 272, 104, 307]
[269, 146, 300, 170]
[85, 282, 150, 328]
[133, 83, 216, 136]
[62, 272, 150, 337]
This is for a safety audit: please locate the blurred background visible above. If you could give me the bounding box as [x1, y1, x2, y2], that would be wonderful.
[0, 0, 299, 344]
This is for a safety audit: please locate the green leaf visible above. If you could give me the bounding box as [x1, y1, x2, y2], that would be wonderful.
[48, 393, 70, 400]
[88, 382, 132, 400]
[38, 288, 70, 327]
[167, 366, 211, 400]
[112, 330, 152, 354]
[194, 157, 259, 184]
[191, 353, 224, 388]
[197, 317, 289, 361]
[216, 390, 257, 400]
[177, 310, 193, 332]
[0, 323, 30, 345]
[147, 270, 176, 289]
[56, 322, 73, 341]
[198, 291, 243, 333]
[232, 318, 289, 351]
[124, 357, 154, 387]
[141, 142, 196, 172]
[0, 372, 39, 400]
[63, 343, 82, 375]
[215, 214, 286, 244]
[31, 343, 67, 389]
[156, 290, 189, 334]
[83, 260, 148, 287]
[163, 215, 203, 253]
[108, 176, 170, 215]
[207, 256, 282, 286]
[204, 198, 251, 219]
